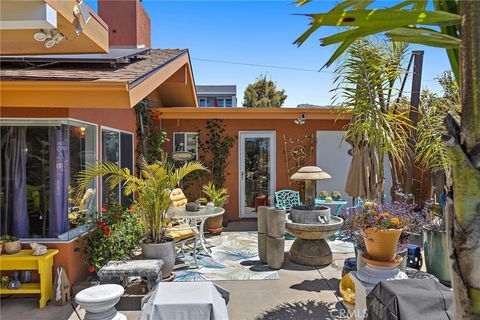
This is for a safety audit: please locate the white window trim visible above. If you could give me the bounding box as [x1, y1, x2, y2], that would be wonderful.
[1, 118, 99, 241]
[100, 126, 135, 208]
[173, 131, 199, 159]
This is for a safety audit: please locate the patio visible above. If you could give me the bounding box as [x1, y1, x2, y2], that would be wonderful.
[1, 227, 352, 320]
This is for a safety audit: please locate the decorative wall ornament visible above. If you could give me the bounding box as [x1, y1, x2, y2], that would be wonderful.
[283, 134, 315, 187]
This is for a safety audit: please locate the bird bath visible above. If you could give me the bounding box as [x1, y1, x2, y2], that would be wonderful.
[285, 166, 343, 266]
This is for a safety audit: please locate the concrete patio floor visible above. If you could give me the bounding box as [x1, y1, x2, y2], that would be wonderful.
[0, 227, 352, 320]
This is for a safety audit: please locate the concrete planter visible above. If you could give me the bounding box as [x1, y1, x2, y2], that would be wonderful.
[258, 233, 268, 264]
[267, 208, 286, 238]
[142, 238, 175, 279]
[423, 226, 451, 286]
[266, 236, 285, 269]
[257, 206, 270, 234]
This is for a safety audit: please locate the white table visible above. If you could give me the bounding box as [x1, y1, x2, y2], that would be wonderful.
[140, 282, 229, 320]
[167, 206, 225, 256]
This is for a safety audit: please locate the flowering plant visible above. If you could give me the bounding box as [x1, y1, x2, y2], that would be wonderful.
[346, 201, 408, 230]
[423, 202, 446, 232]
[83, 204, 143, 273]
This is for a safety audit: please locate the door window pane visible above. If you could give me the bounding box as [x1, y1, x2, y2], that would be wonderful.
[174, 133, 185, 152]
[102, 130, 120, 206]
[120, 132, 134, 206]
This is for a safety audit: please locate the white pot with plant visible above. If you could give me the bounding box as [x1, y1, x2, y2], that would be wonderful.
[78, 156, 207, 279]
[198, 181, 229, 234]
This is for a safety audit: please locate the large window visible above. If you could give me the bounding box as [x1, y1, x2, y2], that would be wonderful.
[198, 97, 233, 108]
[0, 119, 97, 240]
[173, 132, 198, 158]
[101, 128, 134, 208]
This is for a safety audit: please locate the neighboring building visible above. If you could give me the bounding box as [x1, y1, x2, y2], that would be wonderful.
[0, 0, 197, 284]
[196, 85, 237, 107]
[297, 103, 334, 108]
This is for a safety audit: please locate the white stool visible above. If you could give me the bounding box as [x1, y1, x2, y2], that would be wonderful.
[75, 284, 126, 320]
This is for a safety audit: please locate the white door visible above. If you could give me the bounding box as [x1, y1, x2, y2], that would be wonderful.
[239, 131, 276, 218]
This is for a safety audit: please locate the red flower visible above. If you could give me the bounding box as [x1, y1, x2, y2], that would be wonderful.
[104, 229, 111, 238]
[88, 265, 95, 273]
[102, 207, 107, 213]
[129, 207, 137, 213]
[152, 112, 160, 120]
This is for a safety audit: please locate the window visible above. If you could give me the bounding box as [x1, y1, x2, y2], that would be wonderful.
[216, 98, 234, 108]
[199, 98, 207, 107]
[0, 119, 97, 240]
[173, 132, 198, 158]
[101, 128, 134, 208]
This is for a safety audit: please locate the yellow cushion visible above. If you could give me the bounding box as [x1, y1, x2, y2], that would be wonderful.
[166, 223, 198, 242]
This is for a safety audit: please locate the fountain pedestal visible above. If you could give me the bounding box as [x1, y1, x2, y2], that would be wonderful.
[285, 215, 343, 266]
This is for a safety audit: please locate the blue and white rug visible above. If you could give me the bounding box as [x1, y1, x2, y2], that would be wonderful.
[174, 231, 354, 282]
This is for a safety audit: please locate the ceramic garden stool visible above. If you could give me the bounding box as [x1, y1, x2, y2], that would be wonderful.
[97, 260, 164, 291]
[75, 284, 126, 320]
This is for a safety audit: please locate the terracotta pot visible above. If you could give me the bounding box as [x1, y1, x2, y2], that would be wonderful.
[207, 214, 223, 234]
[3, 240, 21, 254]
[362, 228, 402, 261]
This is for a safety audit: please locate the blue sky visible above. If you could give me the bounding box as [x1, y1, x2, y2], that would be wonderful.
[90, 0, 452, 107]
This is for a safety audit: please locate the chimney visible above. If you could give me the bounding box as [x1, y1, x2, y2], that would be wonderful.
[98, 0, 151, 48]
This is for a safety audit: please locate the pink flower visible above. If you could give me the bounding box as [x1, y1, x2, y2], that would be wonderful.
[102, 207, 107, 213]
[88, 265, 95, 273]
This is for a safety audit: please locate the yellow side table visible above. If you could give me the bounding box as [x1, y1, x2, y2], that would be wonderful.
[0, 249, 59, 308]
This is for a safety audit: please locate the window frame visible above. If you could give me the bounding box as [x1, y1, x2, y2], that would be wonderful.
[0, 117, 98, 242]
[99, 126, 135, 208]
[173, 131, 199, 159]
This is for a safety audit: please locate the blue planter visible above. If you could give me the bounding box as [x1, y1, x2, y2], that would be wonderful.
[423, 226, 451, 286]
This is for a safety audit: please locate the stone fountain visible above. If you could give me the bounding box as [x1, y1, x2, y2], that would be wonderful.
[286, 166, 343, 266]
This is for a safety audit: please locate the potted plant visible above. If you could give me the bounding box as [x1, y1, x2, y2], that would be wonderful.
[423, 202, 451, 285]
[318, 191, 329, 200]
[78, 156, 207, 279]
[341, 201, 415, 268]
[331, 191, 342, 201]
[0, 234, 20, 254]
[198, 181, 229, 234]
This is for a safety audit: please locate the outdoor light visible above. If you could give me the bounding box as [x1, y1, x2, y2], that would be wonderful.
[45, 31, 64, 48]
[294, 113, 306, 125]
[33, 29, 65, 48]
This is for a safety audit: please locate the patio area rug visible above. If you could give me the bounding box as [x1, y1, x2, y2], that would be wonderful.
[174, 231, 354, 282]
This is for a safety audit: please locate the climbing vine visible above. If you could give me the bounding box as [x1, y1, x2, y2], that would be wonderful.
[134, 100, 168, 163]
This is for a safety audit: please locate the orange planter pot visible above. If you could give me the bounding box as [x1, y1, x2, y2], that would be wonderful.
[362, 228, 402, 261]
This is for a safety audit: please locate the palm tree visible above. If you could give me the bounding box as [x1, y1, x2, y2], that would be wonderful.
[77, 156, 207, 243]
[334, 38, 411, 199]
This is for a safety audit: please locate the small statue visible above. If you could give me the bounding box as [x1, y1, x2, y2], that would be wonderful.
[30, 242, 48, 256]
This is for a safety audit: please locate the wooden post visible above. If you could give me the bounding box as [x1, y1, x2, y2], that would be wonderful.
[404, 51, 424, 194]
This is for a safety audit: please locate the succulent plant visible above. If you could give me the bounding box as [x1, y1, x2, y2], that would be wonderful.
[0, 234, 18, 242]
[331, 191, 342, 201]
[318, 191, 329, 200]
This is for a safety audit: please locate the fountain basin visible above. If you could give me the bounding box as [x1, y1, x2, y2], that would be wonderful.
[286, 216, 343, 240]
[291, 205, 331, 224]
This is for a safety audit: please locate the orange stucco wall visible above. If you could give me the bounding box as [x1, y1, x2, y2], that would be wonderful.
[160, 118, 350, 221]
[1, 107, 136, 285]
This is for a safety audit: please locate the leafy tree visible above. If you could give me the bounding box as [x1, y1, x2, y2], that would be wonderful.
[295, 1, 479, 317]
[243, 75, 287, 108]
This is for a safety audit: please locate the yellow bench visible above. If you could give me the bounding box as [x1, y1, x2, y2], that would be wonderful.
[0, 249, 59, 308]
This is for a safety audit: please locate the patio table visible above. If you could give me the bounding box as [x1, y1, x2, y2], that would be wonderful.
[140, 282, 229, 320]
[167, 206, 225, 257]
[315, 199, 348, 216]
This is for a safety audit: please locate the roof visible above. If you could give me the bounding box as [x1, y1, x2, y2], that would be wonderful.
[196, 85, 236, 95]
[0, 48, 187, 88]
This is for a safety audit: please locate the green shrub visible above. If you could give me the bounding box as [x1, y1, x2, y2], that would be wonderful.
[83, 204, 143, 273]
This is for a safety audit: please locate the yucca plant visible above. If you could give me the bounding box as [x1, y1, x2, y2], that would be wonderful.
[77, 156, 207, 243]
[198, 181, 229, 207]
[334, 38, 412, 197]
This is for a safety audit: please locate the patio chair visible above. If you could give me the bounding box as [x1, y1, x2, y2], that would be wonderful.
[166, 218, 200, 270]
[274, 189, 301, 211]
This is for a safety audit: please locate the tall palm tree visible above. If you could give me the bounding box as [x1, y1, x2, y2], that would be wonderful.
[77, 156, 207, 243]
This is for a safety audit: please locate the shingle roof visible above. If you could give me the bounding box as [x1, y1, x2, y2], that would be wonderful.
[0, 48, 187, 88]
